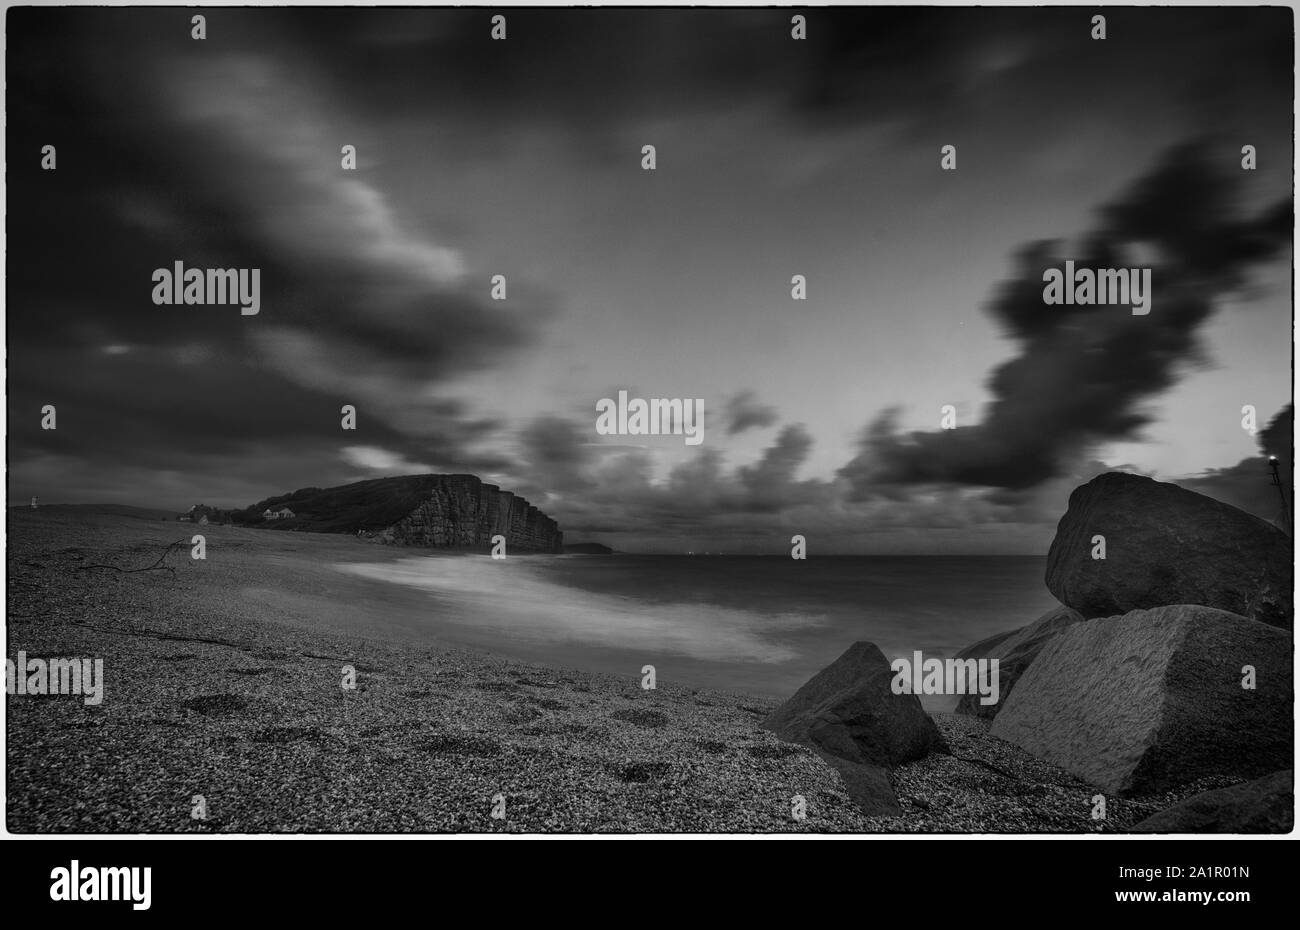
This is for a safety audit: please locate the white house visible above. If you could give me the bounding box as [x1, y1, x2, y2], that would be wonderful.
[262, 507, 295, 520]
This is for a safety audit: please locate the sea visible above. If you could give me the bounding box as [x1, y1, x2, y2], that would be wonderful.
[337, 554, 1059, 710]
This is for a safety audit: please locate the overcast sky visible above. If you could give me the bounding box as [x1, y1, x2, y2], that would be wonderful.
[6, 7, 1293, 553]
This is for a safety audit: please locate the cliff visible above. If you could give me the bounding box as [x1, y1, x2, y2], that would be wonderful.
[240, 474, 562, 553]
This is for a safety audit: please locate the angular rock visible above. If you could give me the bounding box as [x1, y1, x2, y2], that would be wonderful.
[763, 642, 946, 815]
[953, 627, 1021, 663]
[1132, 770, 1293, 833]
[1045, 472, 1292, 629]
[765, 642, 948, 766]
[991, 605, 1292, 796]
[954, 603, 1086, 720]
[819, 755, 902, 818]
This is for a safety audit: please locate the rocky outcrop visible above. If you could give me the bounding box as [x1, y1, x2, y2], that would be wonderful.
[763, 642, 946, 815]
[990, 605, 1292, 796]
[245, 474, 562, 552]
[953, 603, 1085, 720]
[380, 476, 562, 552]
[1132, 770, 1293, 833]
[1045, 472, 1292, 629]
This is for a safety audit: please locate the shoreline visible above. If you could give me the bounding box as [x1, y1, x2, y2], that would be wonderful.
[5, 510, 1238, 833]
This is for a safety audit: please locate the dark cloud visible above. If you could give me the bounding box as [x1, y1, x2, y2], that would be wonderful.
[737, 425, 814, 507]
[5, 9, 1290, 553]
[513, 7, 1264, 150]
[723, 391, 779, 435]
[1181, 404, 1293, 525]
[841, 141, 1291, 496]
[518, 416, 595, 492]
[1260, 404, 1294, 475]
[5, 8, 547, 506]
[313, 7, 1291, 145]
[517, 420, 838, 543]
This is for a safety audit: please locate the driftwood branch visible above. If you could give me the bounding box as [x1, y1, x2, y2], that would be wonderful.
[950, 753, 1022, 782]
[67, 622, 251, 653]
[73, 539, 190, 575]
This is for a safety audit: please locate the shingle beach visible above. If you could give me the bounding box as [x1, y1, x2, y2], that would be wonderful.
[6, 510, 1239, 833]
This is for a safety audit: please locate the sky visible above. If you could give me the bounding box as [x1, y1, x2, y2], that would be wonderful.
[5, 7, 1294, 553]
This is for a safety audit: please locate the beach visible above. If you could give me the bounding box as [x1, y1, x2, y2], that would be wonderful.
[5, 509, 1238, 833]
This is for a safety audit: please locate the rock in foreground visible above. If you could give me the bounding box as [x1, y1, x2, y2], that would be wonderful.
[991, 605, 1292, 796]
[1045, 472, 1292, 628]
[954, 603, 1085, 720]
[763, 642, 947, 815]
[1132, 770, 1293, 833]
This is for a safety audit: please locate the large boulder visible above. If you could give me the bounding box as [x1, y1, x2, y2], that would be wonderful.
[954, 604, 1086, 720]
[1132, 770, 1293, 833]
[765, 641, 947, 766]
[990, 605, 1292, 796]
[952, 628, 1021, 663]
[1045, 472, 1292, 629]
[763, 642, 946, 815]
[814, 755, 903, 819]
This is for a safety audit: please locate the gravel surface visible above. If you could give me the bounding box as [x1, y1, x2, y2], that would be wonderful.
[6, 509, 1236, 833]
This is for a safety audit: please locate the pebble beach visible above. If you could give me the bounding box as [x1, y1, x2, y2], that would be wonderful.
[5, 509, 1241, 833]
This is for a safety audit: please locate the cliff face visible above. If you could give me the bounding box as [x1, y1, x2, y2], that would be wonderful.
[376, 475, 563, 553]
[242, 474, 563, 553]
